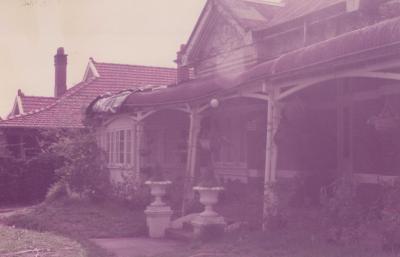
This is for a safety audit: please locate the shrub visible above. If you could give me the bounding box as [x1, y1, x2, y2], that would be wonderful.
[110, 171, 151, 210]
[23, 152, 63, 201]
[218, 180, 263, 229]
[47, 129, 112, 202]
[113, 181, 151, 210]
[0, 157, 22, 204]
[262, 181, 290, 231]
[45, 180, 68, 203]
[320, 178, 375, 245]
[291, 170, 336, 207]
[380, 179, 400, 252]
[0, 153, 59, 205]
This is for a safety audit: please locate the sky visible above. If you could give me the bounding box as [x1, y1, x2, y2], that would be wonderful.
[0, 0, 205, 118]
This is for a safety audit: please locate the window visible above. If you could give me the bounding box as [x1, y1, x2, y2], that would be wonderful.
[103, 128, 134, 166]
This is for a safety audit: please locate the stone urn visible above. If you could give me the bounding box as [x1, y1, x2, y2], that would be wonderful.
[145, 180, 171, 206]
[144, 180, 173, 238]
[194, 186, 223, 217]
[192, 186, 226, 236]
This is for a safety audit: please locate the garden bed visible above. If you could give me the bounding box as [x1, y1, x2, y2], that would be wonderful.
[153, 208, 397, 257]
[1, 198, 147, 257]
[2, 198, 146, 238]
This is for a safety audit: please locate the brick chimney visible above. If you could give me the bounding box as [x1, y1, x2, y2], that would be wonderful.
[54, 47, 67, 97]
[176, 44, 191, 84]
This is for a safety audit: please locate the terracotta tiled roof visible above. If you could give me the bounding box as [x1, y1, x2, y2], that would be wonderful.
[94, 62, 178, 86]
[0, 60, 177, 128]
[20, 96, 57, 114]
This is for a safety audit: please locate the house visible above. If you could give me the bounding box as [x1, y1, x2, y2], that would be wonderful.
[86, 0, 400, 228]
[0, 47, 177, 159]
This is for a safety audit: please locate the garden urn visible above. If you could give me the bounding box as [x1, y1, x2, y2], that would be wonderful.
[145, 180, 171, 206]
[192, 186, 226, 236]
[144, 180, 173, 238]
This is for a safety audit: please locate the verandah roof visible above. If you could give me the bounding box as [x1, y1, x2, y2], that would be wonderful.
[241, 16, 400, 83]
[87, 77, 233, 114]
[88, 17, 400, 114]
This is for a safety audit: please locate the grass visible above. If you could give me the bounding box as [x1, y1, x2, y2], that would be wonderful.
[151, 208, 400, 257]
[2, 186, 399, 257]
[1, 198, 147, 257]
[0, 224, 86, 257]
[152, 231, 400, 257]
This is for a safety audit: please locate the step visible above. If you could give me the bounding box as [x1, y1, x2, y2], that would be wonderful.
[166, 228, 195, 242]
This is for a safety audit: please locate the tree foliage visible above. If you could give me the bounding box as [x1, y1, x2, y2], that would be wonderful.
[44, 128, 111, 201]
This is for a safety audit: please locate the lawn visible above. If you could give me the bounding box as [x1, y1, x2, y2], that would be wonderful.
[0, 225, 86, 257]
[2, 191, 399, 257]
[153, 208, 399, 257]
[1, 198, 147, 257]
[152, 232, 399, 257]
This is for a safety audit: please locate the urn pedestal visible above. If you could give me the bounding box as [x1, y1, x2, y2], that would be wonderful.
[144, 181, 173, 238]
[191, 186, 226, 237]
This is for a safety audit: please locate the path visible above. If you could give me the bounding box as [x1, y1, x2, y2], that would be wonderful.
[0, 206, 32, 220]
[92, 237, 185, 257]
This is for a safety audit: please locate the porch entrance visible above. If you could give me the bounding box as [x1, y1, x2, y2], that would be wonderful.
[204, 98, 267, 183]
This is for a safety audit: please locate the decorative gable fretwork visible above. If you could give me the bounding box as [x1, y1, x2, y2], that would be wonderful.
[181, 0, 257, 78]
[198, 13, 246, 60]
[181, 1, 257, 79]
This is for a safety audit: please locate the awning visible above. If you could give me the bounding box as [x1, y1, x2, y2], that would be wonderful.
[240, 16, 400, 83]
[89, 90, 133, 114]
[87, 76, 236, 114]
[122, 77, 226, 108]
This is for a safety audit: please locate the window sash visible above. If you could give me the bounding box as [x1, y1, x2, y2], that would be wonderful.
[126, 130, 132, 164]
[104, 128, 134, 166]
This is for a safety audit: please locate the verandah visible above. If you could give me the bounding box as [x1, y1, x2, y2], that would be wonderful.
[87, 16, 400, 230]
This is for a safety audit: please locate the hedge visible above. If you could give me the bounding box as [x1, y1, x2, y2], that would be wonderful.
[0, 153, 62, 205]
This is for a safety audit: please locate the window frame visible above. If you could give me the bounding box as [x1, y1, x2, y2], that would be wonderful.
[99, 117, 135, 169]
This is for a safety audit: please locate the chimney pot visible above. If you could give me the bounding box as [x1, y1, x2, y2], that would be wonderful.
[57, 47, 65, 55]
[54, 47, 67, 97]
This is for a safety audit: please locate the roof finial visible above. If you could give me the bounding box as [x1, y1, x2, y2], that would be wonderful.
[17, 89, 24, 97]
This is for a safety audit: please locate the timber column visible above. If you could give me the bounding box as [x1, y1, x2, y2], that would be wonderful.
[134, 121, 144, 182]
[263, 89, 282, 231]
[337, 80, 354, 175]
[187, 109, 202, 183]
[182, 108, 202, 214]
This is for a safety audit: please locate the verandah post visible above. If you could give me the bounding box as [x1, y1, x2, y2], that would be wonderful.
[182, 108, 201, 214]
[263, 89, 281, 231]
[188, 110, 201, 183]
[134, 120, 144, 182]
